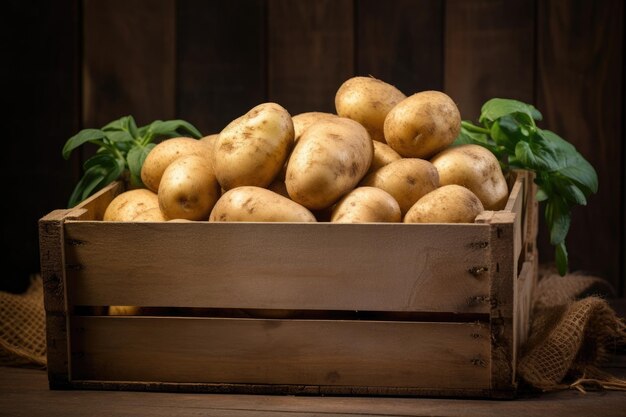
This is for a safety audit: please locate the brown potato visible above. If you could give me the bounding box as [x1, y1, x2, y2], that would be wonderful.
[360, 158, 439, 216]
[368, 140, 402, 174]
[131, 207, 167, 222]
[140, 137, 210, 192]
[335, 76, 406, 142]
[213, 102, 294, 191]
[158, 154, 221, 221]
[404, 185, 484, 223]
[285, 117, 373, 210]
[331, 187, 401, 223]
[430, 144, 509, 210]
[103, 189, 159, 221]
[209, 186, 316, 222]
[292, 112, 338, 143]
[384, 90, 461, 158]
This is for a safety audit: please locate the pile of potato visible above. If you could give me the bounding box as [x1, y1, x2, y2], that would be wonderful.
[103, 76, 508, 224]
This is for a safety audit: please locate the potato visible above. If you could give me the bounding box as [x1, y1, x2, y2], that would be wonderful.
[213, 102, 294, 191]
[430, 144, 509, 210]
[368, 140, 402, 174]
[292, 112, 337, 143]
[360, 158, 439, 216]
[103, 189, 159, 221]
[158, 154, 221, 221]
[209, 186, 316, 222]
[335, 76, 406, 142]
[141, 137, 210, 192]
[384, 90, 461, 158]
[286, 117, 373, 210]
[404, 185, 484, 223]
[131, 207, 167, 222]
[331, 187, 401, 223]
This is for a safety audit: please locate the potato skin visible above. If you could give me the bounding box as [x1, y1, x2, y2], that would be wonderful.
[430, 144, 509, 210]
[141, 137, 209, 192]
[335, 76, 406, 143]
[158, 154, 221, 221]
[384, 91, 461, 159]
[209, 186, 316, 222]
[286, 117, 373, 210]
[103, 189, 159, 221]
[213, 102, 294, 191]
[360, 158, 439, 216]
[131, 207, 167, 222]
[292, 112, 337, 143]
[368, 140, 402, 174]
[404, 185, 484, 223]
[331, 187, 401, 223]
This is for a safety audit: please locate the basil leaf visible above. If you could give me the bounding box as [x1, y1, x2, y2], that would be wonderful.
[127, 143, 156, 187]
[68, 153, 125, 207]
[146, 119, 202, 140]
[67, 165, 107, 208]
[555, 242, 568, 276]
[479, 98, 542, 126]
[105, 130, 134, 144]
[545, 198, 571, 245]
[536, 188, 549, 202]
[62, 129, 106, 159]
[514, 140, 559, 171]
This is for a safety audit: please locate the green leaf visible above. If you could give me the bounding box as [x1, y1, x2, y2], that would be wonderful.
[455, 123, 505, 158]
[555, 242, 569, 276]
[514, 140, 560, 172]
[145, 119, 202, 141]
[545, 198, 571, 245]
[127, 143, 156, 187]
[105, 130, 134, 144]
[62, 129, 106, 159]
[536, 188, 549, 202]
[102, 115, 140, 138]
[479, 98, 542, 126]
[67, 153, 125, 208]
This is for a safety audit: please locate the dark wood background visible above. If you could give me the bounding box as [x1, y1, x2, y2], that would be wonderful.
[5, 0, 624, 296]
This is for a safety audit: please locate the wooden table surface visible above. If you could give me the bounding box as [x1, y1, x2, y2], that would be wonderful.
[1, 364, 625, 417]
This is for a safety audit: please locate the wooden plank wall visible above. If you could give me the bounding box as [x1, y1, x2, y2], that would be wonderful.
[7, 0, 624, 296]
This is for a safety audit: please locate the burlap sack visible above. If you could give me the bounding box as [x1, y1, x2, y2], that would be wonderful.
[0, 276, 46, 368]
[518, 269, 626, 392]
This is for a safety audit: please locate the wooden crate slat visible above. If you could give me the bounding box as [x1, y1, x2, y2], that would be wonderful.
[64, 222, 491, 313]
[70, 316, 491, 389]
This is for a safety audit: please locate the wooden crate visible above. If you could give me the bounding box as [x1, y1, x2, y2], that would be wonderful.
[39, 170, 538, 398]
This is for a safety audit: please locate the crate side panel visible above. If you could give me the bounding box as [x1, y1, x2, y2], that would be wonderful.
[70, 316, 491, 389]
[64, 222, 491, 313]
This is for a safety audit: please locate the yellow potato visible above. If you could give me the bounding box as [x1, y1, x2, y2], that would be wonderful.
[430, 144, 509, 210]
[335, 76, 406, 142]
[360, 158, 439, 216]
[292, 112, 337, 143]
[141, 137, 210, 192]
[286, 117, 373, 210]
[404, 185, 484, 223]
[331, 187, 401, 223]
[209, 186, 316, 222]
[131, 207, 167, 222]
[158, 154, 221, 221]
[367, 140, 402, 174]
[384, 90, 461, 158]
[103, 189, 159, 221]
[213, 102, 294, 191]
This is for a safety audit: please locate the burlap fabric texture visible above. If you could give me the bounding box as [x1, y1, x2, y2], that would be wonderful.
[518, 269, 626, 392]
[0, 276, 46, 368]
[1, 271, 625, 393]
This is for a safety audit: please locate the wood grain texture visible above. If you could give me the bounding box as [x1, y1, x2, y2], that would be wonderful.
[63, 222, 491, 313]
[267, 0, 354, 114]
[70, 316, 490, 390]
[535, 0, 623, 294]
[82, 0, 175, 128]
[444, 0, 535, 121]
[38, 210, 71, 388]
[356, 0, 444, 93]
[176, 0, 267, 135]
[5, 366, 626, 416]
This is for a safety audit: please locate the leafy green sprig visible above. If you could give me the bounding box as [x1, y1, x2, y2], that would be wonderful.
[63, 115, 202, 208]
[455, 99, 598, 275]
